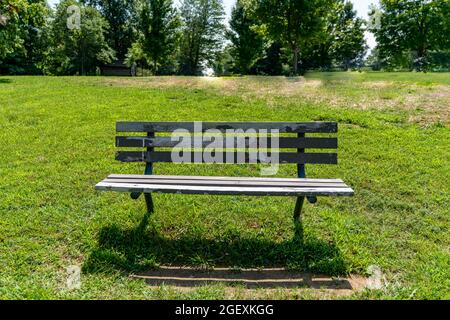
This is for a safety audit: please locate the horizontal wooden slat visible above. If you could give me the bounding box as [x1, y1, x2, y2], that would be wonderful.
[115, 151, 337, 164]
[116, 136, 338, 149]
[107, 174, 344, 183]
[116, 122, 338, 133]
[102, 178, 348, 188]
[95, 182, 354, 197]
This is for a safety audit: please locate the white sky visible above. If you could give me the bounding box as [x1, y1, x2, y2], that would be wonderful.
[47, 0, 378, 48]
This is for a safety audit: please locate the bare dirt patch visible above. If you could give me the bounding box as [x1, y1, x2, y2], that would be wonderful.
[102, 76, 449, 125]
[101, 76, 322, 97]
[131, 266, 370, 299]
[362, 81, 396, 89]
[102, 76, 240, 92]
[403, 85, 450, 124]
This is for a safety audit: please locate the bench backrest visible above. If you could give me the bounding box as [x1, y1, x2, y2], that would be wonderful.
[115, 122, 338, 176]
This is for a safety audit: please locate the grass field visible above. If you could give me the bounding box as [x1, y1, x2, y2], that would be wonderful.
[0, 72, 448, 299]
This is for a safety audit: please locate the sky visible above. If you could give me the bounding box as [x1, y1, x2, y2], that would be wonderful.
[47, 0, 378, 48]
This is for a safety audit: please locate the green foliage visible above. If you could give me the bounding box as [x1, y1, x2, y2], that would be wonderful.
[0, 0, 23, 59]
[82, 0, 135, 59]
[125, 41, 145, 67]
[301, 0, 366, 71]
[252, 41, 285, 75]
[330, 1, 367, 70]
[211, 44, 234, 76]
[131, 0, 180, 74]
[370, 0, 450, 71]
[0, 74, 449, 299]
[227, 0, 264, 74]
[2, 0, 450, 75]
[428, 51, 450, 71]
[178, 0, 225, 75]
[250, 0, 332, 75]
[44, 0, 115, 75]
[0, 0, 50, 74]
[365, 47, 383, 71]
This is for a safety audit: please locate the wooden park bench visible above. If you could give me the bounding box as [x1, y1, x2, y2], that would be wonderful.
[95, 122, 354, 220]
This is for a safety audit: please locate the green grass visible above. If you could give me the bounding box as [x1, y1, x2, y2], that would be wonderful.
[0, 72, 449, 299]
[306, 70, 450, 86]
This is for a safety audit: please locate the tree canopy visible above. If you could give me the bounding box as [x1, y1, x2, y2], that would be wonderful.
[44, 0, 115, 75]
[227, 0, 264, 74]
[370, 0, 450, 71]
[0, 0, 448, 75]
[81, 0, 135, 59]
[130, 0, 180, 74]
[0, 0, 49, 74]
[248, 0, 333, 74]
[178, 0, 225, 75]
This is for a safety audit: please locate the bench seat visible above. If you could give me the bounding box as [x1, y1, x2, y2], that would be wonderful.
[96, 174, 355, 197]
[97, 121, 354, 218]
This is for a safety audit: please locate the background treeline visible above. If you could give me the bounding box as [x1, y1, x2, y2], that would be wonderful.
[368, 0, 450, 72]
[0, 0, 449, 76]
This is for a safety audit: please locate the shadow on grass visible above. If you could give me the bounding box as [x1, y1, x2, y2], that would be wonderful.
[130, 267, 356, 290]
[83, 212, 348, 278]
[0, 78, 12, 84]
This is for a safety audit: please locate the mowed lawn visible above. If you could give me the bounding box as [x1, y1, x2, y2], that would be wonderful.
[0, 73, 448, 299]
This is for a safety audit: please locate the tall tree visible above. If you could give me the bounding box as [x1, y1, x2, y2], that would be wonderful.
[249, 0, 332, 75]
[330, 1, 367, 70]
[301, 0, 366, 70]
[0, 1, 23, 60]
[178, 0, 225, 75]
[136, 0, 180, 74]
[82, 0, 135, 59]
[252, 41, 284, 75]
[370, 0, 450, 71]
[0, 0, 50, 74]
[44, 0, 115, 75]
[365, 47, 383, 71]
[211, 44, 234, 75]
[227, 0, 264, 74]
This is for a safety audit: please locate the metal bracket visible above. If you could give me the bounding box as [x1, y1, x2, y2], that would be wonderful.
[294, 133, 317, 219]
[130, 133, 154, 213]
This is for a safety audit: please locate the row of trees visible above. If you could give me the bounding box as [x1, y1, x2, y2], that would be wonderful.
[0, 0, 367, 75]
[368, 0, 449, 71]
[223, 0, 367, 75]
[0, 0, 448, 75]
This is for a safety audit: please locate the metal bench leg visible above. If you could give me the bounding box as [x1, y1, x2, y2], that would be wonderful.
[135, 138, 155, 212]
[144, 193, 154, 213]
[294, 196, 305, 221]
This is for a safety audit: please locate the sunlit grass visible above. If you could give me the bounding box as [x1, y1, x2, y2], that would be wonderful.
[0, 73, 448, 299]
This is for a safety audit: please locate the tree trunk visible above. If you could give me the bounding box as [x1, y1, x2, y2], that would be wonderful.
[81, 49, 85, 76]
[344, 59, 350, 71]
[193, 44, 201, 75]
[416, 11, 428, 72]
[292, 45, 300, 75]
[417, 45, 428, 73]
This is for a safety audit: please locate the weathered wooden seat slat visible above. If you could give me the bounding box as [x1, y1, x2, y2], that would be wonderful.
[107, 174, 344, 183]
[96, 121, 354, 219]
[96, 175, 354, 196]
[115, 151, 337, 164]
[116, 136, 338, 149]
[116, 121, 338, 133]
[101, 175, 348, 188]
[96, 182, 354, 197]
